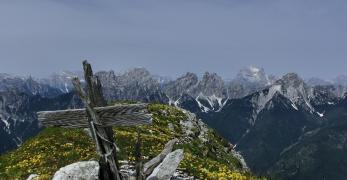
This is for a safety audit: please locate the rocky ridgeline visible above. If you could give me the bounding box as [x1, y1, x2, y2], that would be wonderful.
[2, 67, 347, 116]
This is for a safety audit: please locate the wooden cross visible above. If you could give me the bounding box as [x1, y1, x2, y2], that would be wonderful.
[37, 61, 152, 180]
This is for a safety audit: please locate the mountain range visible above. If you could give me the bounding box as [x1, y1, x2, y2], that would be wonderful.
[1, 66, 347, 179]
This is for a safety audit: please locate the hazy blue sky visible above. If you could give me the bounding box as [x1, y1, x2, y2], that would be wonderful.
[0, 0, 346, 79]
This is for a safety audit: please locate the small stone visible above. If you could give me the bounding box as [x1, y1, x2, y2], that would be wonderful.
[168, 123, 174, 131]
[83, 128, 92, 138]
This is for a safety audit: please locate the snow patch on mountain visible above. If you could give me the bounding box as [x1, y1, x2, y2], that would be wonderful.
[194, 93, 228, 113]
[1, 119, 10, 129]
[291, 103, 299, 111]
[64, 83, 69, 93]
[317, 112, 324, 117]
[195, 95, 211, 113]
[169, 97, 181, 107]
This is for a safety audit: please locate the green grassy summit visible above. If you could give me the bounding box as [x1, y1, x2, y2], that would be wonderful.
[0, 104, 260, 179]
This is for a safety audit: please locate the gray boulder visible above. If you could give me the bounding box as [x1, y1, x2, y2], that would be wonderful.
[52, 161, 99, 180]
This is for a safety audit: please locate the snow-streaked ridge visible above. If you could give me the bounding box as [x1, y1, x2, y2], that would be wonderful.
[252, 85, 282, 115]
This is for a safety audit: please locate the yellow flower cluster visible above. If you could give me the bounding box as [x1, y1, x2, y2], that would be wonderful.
[180, 153, 257, 180]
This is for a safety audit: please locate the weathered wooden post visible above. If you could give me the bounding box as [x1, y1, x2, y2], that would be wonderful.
[72, 60, 121, 180]
[134, 129, 144, 180]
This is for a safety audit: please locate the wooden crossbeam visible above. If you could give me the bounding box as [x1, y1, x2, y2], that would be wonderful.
[37, 104, 152, 128]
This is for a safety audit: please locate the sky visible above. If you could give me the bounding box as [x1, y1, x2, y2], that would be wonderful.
[0, 0, 346, 80]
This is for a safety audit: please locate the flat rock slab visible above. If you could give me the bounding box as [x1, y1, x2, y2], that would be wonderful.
[52, 161, 100, 180]
[147, 149, 184, 180]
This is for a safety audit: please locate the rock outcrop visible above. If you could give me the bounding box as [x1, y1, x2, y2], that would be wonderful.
[147, 149, 184, 180]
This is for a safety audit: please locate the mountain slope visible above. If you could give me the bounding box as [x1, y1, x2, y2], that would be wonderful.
[0, 104, 257, 179]
[237, 93, 321, 173]
[268, 97, 347, 180]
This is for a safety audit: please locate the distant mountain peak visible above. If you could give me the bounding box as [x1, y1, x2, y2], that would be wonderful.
[123, 67, 151, 78]
[249, 66, 261, 73]
[202, 71, 218, 77]
[265, 73, 316, 113]
[182, 72, 198, 80]
[237, 66, 269, 84]
[200, 72, 223, 84]
[306, 77, 333, 86]
[333, 75, 347, 86]
[277, 73, 303, 86]
[163, 72, 198, 100]
[197, 72, 226, 98]
[227, 66, 274, 99]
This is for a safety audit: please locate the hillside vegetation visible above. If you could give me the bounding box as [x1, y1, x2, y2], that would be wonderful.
[0, 104, 261, 179]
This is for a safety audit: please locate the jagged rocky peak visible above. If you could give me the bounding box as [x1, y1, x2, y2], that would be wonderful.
[305, 76, 347, 101]
[275, 73, 313, 100]
[192, 72, 228, 112]
[164, 71, 228, 112]
[310, 85, 343, 106]
[276, 73, 311, 99]
[122, 67, 151, 79]
[0, 74, 62, 98]
[195, 72, 227, 98]
[282, 73, 321, 112]
[95, 70, 117, 82]
[251, 73, 317, 116]
[275, 73, 306, 88]
[163, 72, 198, 100]
[182, 72, 199, 82]
[119, 68, 160, 88]
[0, 73, 18, 80]
[96, 67, 160, 89]
[39, 71, 83, 94]
[252, 72, 345, 117]
[96, 68, 167, 103]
